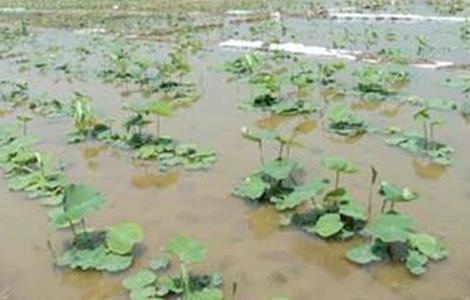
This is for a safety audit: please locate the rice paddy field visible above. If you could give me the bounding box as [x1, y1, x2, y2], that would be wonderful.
[0, 1, 470, 300]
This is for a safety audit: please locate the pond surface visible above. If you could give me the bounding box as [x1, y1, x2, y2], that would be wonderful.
[0, 9, 469, 300]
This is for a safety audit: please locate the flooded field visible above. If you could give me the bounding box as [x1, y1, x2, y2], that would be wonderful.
[0, 1, 469, 300]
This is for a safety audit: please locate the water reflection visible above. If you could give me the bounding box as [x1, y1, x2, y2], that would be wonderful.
[131, 170, 180, 189]
[292, 237, 355, 278]
[247, 206, 279, 240]
[61, 269, 122, 300]
[412, 159, 446, 180]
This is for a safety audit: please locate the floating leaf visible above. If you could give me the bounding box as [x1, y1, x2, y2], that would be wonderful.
[106, 222, 144, 255]
[232, 175, 269, 201]
[123, 270, 157, 291]
[310, 213, 344, 238]
[57, 246, 133, 272]
[406, 250, 428, 276]
[191, 288, 224, 300]
[346, 244, 382, 265]
[408, 233, 448, 261]
[149, 257, 171, 271]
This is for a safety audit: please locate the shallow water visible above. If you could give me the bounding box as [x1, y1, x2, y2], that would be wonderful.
[0, 16, 470, 300]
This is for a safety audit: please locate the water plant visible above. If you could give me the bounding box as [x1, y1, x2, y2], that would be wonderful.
[123, 236, 223, 300]
[347, 182, 447, 275]
[16, 114, 32, 136]
[52, 184, 144, 272]
[354, 65, 409, 101]
[326, 104, 367, 137]
[66, 92, 111, 143]
[385, 108, 453, 165]
[224, 53, 262, 79]
[321, 156, 358, 189]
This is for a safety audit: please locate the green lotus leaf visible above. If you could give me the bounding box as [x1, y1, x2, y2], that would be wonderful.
[369, 213, 415, 243]
[163, 236, 206, 264]
[241, 127, 278, 142]
[321, 156, 357, 173]
[274, 179, 328, 211]
[339, 200, 367, 221]
[406, 250, 428, 276]
[190, 288, 224, 300]
[232, 175, 269, 201]
[130, 286, 158, 300]
[49, 184, 104, 228]
[106, 222, 144, 255]
[327, 104, 367, 136]
[57, 246, 133, 272]
[258, 159, 300, 181]
[379, 181, 418, 203]
[127, 100, 173, 117]
[123, 270, 157, 291]
[310, 213, 344, 238]
[346, 244, 382, 265]
[149, 257, 171, 271]
[408, 233, 448, 261]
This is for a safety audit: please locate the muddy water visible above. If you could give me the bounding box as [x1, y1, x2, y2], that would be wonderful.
[0, 27, 470, 300]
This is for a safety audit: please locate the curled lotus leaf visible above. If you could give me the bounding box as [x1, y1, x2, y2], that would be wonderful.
[379, 181, 418, 203]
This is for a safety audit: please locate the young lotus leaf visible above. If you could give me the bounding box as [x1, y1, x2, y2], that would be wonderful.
[321, 156, 358, 173]
[310, 213, 344, 238]
[149, 257, 171, 271]
[327, 105, 367, 137]
[346, 244, 382, 265]
[163, 236, 206, 264]
[408, 233, 448, 261]
[129, 286, 158, 300]
[191, 288, 224, 300]
[273, 179, 328, 211]
[232, 175, 269, 201]
[339, 201, 367, 221]
[258, 159, 300, 181]
[49, 184, 104, 228]
[123, 270, 157, 291]
[385, 132, 454, 166]
[271, 100, 318, 116]
[369, 213, 415, 243]
[106, 222, 144, 255]
[57, 246, 133, 272]
[406, 250, 428, 276]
